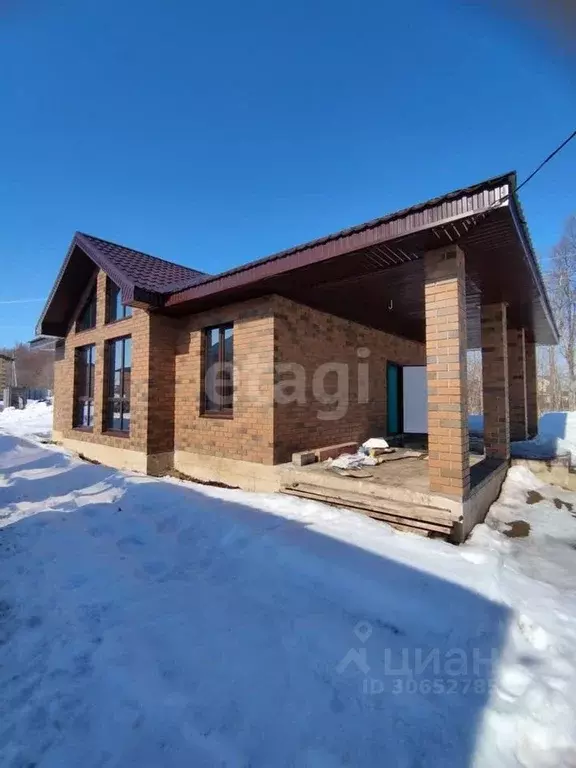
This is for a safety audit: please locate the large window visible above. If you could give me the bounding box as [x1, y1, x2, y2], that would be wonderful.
[105, 336, 132, 433]
[202, 324, 233, 416]
[106, 279, 132, 323]
[73, 344, 96, 428]
[76, 286, 96, 331]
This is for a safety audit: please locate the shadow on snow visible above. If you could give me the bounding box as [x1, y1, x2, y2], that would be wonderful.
[0, 434, 510, 767]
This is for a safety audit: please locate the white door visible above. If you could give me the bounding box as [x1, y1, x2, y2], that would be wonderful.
[403, 366, 428, 433]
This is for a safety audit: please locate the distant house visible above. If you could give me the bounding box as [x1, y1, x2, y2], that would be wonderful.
[28, 335, 59, 352]
[36, 172, 557, 539]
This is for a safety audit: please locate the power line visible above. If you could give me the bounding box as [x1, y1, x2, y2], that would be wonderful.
[516, 127, 576, 194]
[475, 127, 576, 221]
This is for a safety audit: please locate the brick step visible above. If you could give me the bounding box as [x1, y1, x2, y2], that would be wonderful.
[280, 481, 454, 538]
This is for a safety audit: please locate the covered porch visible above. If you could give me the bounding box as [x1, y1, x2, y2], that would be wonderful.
[279, 452, 506, 541]
[165, 172, 557, 539]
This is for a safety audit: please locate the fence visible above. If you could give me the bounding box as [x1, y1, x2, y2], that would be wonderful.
[25, 388, 52, 401]
[0, 387, 52, 409]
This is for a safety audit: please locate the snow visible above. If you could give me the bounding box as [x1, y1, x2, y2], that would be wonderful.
[509, 412, 576, 463]
[0, 412, 576, 765]
[468, 413, 484, 435]
[0, 399, 53, 440]
[469, 411, 576, 465]
[511, 411, 576, 463]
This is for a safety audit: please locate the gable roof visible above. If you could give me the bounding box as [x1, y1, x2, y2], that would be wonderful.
[36, 232, 208, 336]
[76, 233, 208, 294]
[37, 172, 558, 345]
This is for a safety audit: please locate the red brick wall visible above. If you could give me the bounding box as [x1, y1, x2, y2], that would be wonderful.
[53, 269, 152, 453]
[174, 298, 276, 464]
[272, 296, 425, 463]
[56, 282, 425, 469]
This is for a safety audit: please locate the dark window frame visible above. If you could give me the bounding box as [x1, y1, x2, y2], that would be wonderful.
[104, 335, 132, 434]
[105, 278, 133, 324]
[75, 285, 97, 332]
[73, 344, 96, 430]
[201, 323, 234, 418]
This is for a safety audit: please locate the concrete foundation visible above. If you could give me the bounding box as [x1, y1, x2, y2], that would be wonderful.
[458, 460, 508, 540]
[512, 456, 576, 491]
[146, 452, 175, 476]
[173, 450, 283, 492]
[58, 437, 148, 473]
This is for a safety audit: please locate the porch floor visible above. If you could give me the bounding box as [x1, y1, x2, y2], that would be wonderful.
[285, 452, 486, 496]
[279, 452, 506, 540]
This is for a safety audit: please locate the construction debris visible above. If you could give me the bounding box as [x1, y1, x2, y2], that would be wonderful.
[292, 441, 359, 467]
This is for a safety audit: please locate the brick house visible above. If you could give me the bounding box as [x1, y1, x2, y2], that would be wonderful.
[37, 172, 556, 538]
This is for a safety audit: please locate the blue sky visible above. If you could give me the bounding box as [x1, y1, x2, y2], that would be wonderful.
[0, 0, 574, 347]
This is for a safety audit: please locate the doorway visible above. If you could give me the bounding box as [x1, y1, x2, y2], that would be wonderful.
[386, 362, 403, 436]
[387, 363, 428, 438]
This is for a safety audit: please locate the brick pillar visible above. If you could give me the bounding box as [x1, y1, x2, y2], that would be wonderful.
[145, 313, 178, 473]
[525, 341, 538, 437]
[508, 327, 528, 442]
[481, 303, 510, 460]
[425, 246, 470, 498]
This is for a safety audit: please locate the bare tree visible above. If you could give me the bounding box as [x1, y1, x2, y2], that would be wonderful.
[467, 350, 482, 415]
[0, 343, 54, 389]
[547, 216, 576, 409]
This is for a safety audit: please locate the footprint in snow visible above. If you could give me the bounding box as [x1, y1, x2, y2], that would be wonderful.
[517, 614, 551, 652]
[156, 515, 179, 534]
[495, 664, 533, 702]
[141, 560, 166, 578]
[116, 536, 145, 554]
[89, 524, 114, 538]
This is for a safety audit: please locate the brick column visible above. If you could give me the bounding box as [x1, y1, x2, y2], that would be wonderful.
[425, 246, 470, 499]
[508, 327, 528, 442]
[525, 341, 538, 437]
[481, 303, 510, 460]
[146, 313, 178, 470]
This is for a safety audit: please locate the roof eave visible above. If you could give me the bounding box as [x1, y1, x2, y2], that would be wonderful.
[165, 174, 515, 310]
[74, 233, 136, 297]
[35, 238, 77, 336]
[36, 233, 162, 336]
[508, 193, 559, 345]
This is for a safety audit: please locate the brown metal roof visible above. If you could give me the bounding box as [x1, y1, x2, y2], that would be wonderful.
[76, 233, 208, 293]
[168, 171, 517, 299]
[37, 171, 558, 346]
[164, 171, 558, 347]
[37, 232, 209, 336]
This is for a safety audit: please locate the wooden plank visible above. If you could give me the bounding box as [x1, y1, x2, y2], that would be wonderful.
[282, 488, 451, 536]
[280, 487, 453, 535]
[292, 442, 358, 467]
[282, 482, 453, 526]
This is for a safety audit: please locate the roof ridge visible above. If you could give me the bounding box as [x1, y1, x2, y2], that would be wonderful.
[76, 232, 208, 276]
